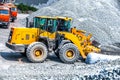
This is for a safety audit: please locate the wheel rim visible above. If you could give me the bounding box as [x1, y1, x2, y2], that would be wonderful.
[34, 49, 43, 58]
[66, 50, 75, 59]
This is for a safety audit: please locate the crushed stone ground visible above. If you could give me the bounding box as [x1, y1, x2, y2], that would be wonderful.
[1, 0, 120, 79]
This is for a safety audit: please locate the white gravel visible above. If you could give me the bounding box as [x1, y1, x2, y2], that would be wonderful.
[0, 15, 120, 80]
[0, 0, 120, 79]
[0, 14, 120, 79]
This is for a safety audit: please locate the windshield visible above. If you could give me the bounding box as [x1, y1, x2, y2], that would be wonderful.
[11, 7, 17, 11]
[34, 17, 57, 32]
[0, 10, 9, 14]
[57, 19, 71, 31]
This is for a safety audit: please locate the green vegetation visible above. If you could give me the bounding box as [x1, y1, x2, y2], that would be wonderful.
[16, 3, 38, 13]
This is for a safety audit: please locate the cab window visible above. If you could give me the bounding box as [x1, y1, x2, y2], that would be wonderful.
[34, 17, 57, 32]
[57, 19, 71, 31]
[11, 7, 17, 11]
[0, 10, 9, 14]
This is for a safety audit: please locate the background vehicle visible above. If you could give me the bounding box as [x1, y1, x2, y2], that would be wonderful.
[0, 5, 10, 28]
[0, 0, 17, 28]
[4, 3, 17, 22]
[6, 16, 100, 64]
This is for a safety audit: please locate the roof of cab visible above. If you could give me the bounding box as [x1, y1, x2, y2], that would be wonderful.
[35, 16, 72, 21]
[0, 6, 9, 10]
[4, 3, 16, 8]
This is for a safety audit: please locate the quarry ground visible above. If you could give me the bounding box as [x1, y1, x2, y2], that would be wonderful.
[0, 14, 120, 80]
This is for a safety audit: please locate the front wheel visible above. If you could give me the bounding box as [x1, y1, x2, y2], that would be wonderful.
[59, 43, 80, 64]
[26, 42, 48, 63]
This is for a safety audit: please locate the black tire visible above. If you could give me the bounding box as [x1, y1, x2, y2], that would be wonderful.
[59, 43, 80, 64]
[26, 42, 48, 63]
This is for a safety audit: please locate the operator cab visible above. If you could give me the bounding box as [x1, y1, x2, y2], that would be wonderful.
[57, 17, 71, 32]
[33, 16, 72, 32]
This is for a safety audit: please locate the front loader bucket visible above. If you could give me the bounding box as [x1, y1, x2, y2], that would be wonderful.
[84, 45, 101, 54]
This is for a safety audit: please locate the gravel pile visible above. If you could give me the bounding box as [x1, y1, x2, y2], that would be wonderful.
[20, 0, 120, 45]
[2, 0, 120, 79]
[32, 0, 60, 9]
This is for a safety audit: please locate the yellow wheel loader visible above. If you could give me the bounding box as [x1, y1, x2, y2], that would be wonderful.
[6, 16, 100, 63]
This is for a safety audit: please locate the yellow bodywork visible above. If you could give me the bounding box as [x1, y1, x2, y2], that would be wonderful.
[58, 28, 100, 58]
[9, 27, 56, 45]
[36, 16, 72, 21]
[9, 27, 39, 45]
[9, 27, 100, 59]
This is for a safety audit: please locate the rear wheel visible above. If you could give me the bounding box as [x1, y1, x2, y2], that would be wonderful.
[26, 42, 48, 63]
[59, 43, 80, 64]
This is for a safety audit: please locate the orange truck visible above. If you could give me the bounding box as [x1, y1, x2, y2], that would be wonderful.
[4, 3, 17, 22]
[0, 4, 10, 28]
